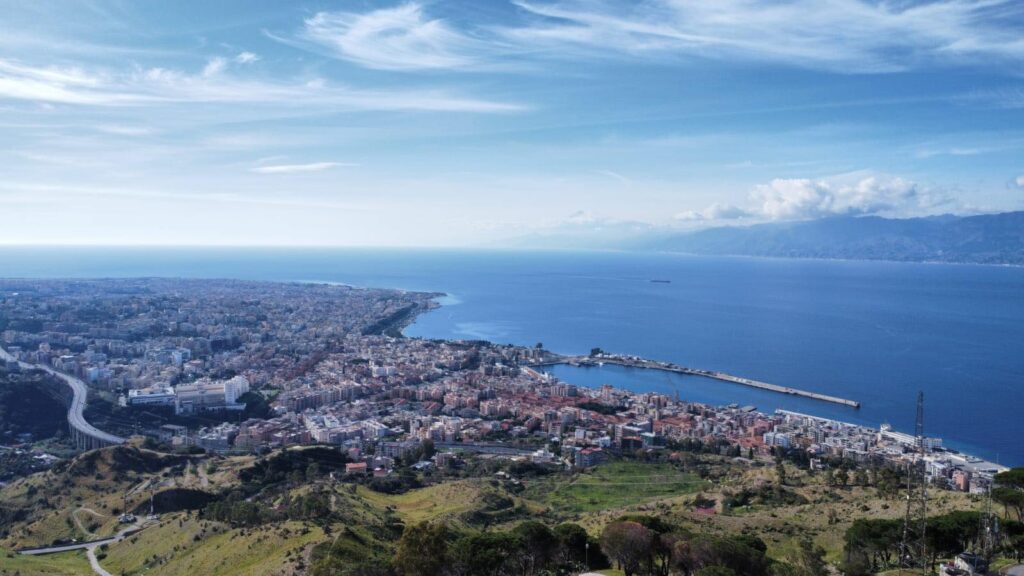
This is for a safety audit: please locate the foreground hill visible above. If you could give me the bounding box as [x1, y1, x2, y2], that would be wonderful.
[3, 443, 1013, 576]
[645, 212, 1024, 265]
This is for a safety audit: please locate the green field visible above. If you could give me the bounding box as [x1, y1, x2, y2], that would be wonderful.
[523, 461, 709, 515]
[355, 480, 489, 525]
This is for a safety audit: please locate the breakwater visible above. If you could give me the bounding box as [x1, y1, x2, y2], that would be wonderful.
[531, 355, 861, 408]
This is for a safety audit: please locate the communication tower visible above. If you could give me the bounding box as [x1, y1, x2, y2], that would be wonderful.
[899, 391, 928, 572]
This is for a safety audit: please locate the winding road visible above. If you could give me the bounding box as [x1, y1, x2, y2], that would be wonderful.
[1, 346, 125, 449]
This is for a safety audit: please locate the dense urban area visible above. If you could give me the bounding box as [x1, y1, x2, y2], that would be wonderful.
[1, 278, 1022, 576]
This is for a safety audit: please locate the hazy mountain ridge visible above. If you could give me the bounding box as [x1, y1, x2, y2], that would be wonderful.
[645, 211, 1024, 265]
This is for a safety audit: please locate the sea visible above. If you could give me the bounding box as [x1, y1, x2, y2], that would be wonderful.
[0, 247, 1021, 465]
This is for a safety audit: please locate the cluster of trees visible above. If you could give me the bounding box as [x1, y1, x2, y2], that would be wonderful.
[314, 519, 607, 576]
[994, 468, 1024, 521]
[313, 514, 832, 576]
[598, 515, 826, 576]
[720, 484, 807, 510]
[842, 509, 1024, 573]
[203, 488, 333, 526]
[238, 447, 348, 488]
[365, 467, 423, 494]
[199, 447, 348, 526]
[0, 366, 68, 442]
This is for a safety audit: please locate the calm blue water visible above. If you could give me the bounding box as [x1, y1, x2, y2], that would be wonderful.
[1, 247, 1021, 464]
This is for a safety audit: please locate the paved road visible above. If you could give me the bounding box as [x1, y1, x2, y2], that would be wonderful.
[1004, 564, 1024, 576]
[18, 523, 145, 556]
[0, 346, 125, 447]
[86, 545, 113, 576]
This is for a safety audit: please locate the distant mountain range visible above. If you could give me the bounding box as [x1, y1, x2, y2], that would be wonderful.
[641, 212, 1024, 265]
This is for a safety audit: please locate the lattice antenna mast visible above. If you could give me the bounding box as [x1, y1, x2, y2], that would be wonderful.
[900, 391, 928, 572]
[980, 483, 999, 561]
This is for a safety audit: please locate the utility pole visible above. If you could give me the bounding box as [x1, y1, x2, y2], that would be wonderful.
[900, 391, 928, 573]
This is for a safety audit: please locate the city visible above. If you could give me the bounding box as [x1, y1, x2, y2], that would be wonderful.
[0, 279, 1006, 493]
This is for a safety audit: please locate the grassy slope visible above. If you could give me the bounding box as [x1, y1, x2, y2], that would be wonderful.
[522, 461, 708, 516]
[100, 517, 325, 576]
[2, 448, 989, 576]
[559, 461, 980, 565]
[0, 444, 252, 550]
[355, 480, 491, 525]
[0, 549, 94, 576]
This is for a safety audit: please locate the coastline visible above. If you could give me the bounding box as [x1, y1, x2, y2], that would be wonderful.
[405, 291, 1013, 467]
[649, 248, 1024, 269]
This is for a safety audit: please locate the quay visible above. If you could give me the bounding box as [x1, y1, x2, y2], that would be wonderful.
[530, 354, 861, 409]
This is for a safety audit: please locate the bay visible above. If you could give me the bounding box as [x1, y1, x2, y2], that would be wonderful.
[1, 247, 1021, 464]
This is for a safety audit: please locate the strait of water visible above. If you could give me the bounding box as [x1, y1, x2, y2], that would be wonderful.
[0, 247, 1021, 464]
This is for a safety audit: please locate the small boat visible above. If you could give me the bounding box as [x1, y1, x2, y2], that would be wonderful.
[650, 279, 671, 284]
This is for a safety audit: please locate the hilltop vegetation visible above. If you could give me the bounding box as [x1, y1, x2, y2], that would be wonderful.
[1, 444, 1021, 576]
[0, 365, 68, 444]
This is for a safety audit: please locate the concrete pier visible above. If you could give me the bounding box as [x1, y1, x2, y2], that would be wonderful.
[531, 354, 861, 409]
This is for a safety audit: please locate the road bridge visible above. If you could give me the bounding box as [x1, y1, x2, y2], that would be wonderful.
[1, 346, 126, 449]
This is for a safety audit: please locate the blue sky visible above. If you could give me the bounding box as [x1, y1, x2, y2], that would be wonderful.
[1, 0, 1022, 246]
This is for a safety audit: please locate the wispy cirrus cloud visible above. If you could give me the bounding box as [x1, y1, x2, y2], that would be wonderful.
[299, 3, 490, 71]
[0, 57, 525, 112]
[504, 0, 1024, 73]
[251, 162, 354, 174]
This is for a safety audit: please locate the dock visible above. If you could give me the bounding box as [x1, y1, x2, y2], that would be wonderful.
[530, 355, 861, 409]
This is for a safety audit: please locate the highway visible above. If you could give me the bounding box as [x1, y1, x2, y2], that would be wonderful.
[1, 346, 126, 449]
[532, 354, 861, 408]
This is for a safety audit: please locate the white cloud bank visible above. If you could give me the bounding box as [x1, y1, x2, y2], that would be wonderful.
[1016, 175, 1024, 188]
[680, 174, 955, 222]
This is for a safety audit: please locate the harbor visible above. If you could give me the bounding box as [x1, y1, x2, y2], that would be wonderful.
[530, 353, 861, 409]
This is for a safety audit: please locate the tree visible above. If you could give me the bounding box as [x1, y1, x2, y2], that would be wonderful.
[834, 468, 849, 487]
[512, 521, 556, 576]
[844, 518, 904, 572]
[677, 535, 771, 576]
[448, 531, 520, 576]
[839, 548, 873, 576]
[695, 568, 736, 576]
[994, 468, 1024, 521]
[421, 439, 436, 460]
[787, 538, 828, 576]
[854, 468, 869, 487]
[601, 521, 654, 576]
[554, 523, 595, 569]
[393, 522, 449, 576]
[775, 457, 787, 486]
